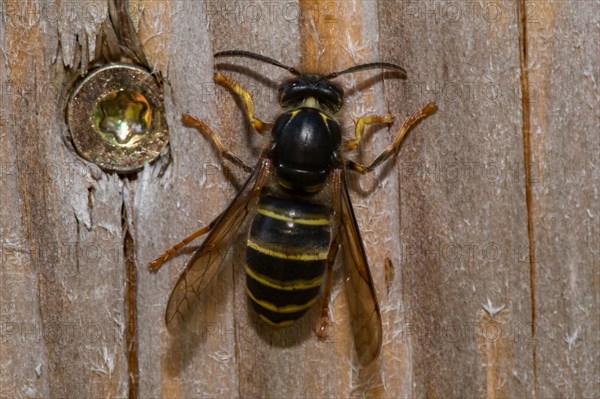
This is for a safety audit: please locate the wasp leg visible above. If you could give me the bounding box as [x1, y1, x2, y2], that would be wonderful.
[214, 72, 271, 134]
[149, 215, 220, 272]
[182, 113, 252, 173]
[346, 102, 437, 174]
[316, 170, 343, 339]
[345, 114, 394, 151]
[316, 238, 339, 340]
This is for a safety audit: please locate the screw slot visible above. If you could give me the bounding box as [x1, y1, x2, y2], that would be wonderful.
[67, 63, 169, 173]
[94, 88, 152, 146]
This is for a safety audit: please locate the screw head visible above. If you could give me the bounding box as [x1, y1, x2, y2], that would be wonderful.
[67, 64, 169, 173]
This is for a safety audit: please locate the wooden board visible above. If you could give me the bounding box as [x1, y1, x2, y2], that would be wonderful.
[1, 1, 597, 398]
[525, 2, 599, 397]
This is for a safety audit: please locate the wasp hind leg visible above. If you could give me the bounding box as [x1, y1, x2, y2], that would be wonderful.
[346, 102, 437, 174]
[214, 72, 271, 134]
[345, 114, 394, 151]
[316, 238, 339, 340]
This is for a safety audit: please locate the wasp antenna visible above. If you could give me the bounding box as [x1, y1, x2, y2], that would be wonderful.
[214, 50, 301, 76]
[326, 62, 407, 79]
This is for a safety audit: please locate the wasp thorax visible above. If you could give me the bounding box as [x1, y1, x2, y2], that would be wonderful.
[271, 105, 342, 192]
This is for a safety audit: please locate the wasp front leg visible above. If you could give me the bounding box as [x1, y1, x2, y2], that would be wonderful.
[214, 72, 271, 134]
[345, 114, 394, 151]
[346, 102, 437, 174]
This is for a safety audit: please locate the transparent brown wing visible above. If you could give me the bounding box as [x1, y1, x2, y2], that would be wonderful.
[165, 156, 272, 326]
[339, 175, 383, 365]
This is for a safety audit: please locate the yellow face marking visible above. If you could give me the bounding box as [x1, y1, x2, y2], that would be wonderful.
[247, 239, 328, 261]
[245, 265, 323, 290]
[257, 207, 330, 226]
[302, 97, 318, 108]
[247, 288, 318, 313]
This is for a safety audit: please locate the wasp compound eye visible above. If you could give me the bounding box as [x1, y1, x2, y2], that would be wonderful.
[67, 64, 169, 173]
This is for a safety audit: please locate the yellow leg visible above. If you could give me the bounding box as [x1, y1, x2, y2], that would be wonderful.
[316, 170, 342, 340]
[347, 102, 437, 174]
[316, 239, 338, 340]
[214, 72, 271, 134]
[182, 113, 252, 172]
[346, 114, 394, 150]
[149, 219, 217, 271]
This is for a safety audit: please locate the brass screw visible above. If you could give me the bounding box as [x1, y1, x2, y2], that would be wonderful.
[67, 64, 169, 173]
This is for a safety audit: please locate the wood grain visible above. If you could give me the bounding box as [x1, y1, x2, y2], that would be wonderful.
[0, 1, 597, 398]
[525, 2, 599, 397]
[1, 2, 127, 398]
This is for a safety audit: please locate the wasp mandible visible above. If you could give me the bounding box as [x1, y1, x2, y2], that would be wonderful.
[150, 50, 436, 365]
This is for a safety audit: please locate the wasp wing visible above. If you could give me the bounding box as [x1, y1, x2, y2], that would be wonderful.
[165, 156, 272, 326]
[339, 175, 383, 365]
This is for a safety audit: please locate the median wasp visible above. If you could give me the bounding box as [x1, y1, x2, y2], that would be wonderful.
[150, 50, 436, 365]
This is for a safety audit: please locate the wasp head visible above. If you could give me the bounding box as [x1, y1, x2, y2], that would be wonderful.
[279, 75, 344, 113]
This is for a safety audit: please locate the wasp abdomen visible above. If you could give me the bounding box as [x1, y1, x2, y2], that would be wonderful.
[246, 195, 331, 326]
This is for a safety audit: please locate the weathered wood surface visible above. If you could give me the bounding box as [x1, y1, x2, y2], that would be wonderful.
[1, 1, 598, 398]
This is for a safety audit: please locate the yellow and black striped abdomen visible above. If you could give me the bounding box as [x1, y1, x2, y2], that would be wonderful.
[246, 195, 331, 327]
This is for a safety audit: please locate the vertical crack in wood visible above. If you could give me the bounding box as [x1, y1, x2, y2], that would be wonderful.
[517, 1, 538, 397]
[74, 212, 81, 274]
[122, 204, 139, 398]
